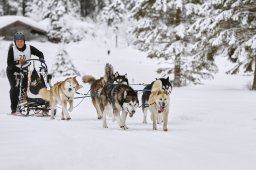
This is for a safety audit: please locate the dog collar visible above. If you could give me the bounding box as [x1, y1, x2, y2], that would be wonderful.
[63, 93, 71, 100]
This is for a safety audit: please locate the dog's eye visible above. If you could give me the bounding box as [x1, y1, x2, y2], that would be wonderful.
[160, 98, 162, 101]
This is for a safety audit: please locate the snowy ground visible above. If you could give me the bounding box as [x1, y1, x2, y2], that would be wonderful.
[0, 39, 256, 170]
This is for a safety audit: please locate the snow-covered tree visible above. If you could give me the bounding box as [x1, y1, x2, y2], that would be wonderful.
[97, 0, 133, 47]
[98, 0, 127, 27]
[131, 0, 217, 86]
[25, 0, 49, 20]
[191, 0, 256, 89]
[1, 0, 19, 15]
[51, 45, 80, 77]
[80, 0, 105, 18]
[0, 1, 3, 15]
[44, 0, 82, 43]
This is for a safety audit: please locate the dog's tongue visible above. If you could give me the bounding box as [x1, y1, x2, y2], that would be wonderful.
[160, 106, 165, 112]
[129, 113, 133, 117]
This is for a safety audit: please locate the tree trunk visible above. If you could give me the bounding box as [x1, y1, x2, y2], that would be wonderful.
[22, 0, 26, 16]
[174, 55, 181, 87]
[80, 0, 86, 17]
[2, 0, 8, 15]
[252, 55, 256, 90]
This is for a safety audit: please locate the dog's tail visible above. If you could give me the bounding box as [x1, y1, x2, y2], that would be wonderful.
[82, 75, 96, 85]
[39, 88, 51, 101]
[151, 80, 162, 92]
[104, 63, 114, 82]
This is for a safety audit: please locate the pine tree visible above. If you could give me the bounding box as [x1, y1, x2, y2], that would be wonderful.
[25, 0, 49, 20]
[51, 45, 80, 77]
[44, 0, 82, 43]
[132, 0, 217, 86]
[2, 0, 19, 15]
[191, 0, 256, 89]
[80, 0, 105, 18]
[98, 0, 127, 27]
[0, 1, 3, 15]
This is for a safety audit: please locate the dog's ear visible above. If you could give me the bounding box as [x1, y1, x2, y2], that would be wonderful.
[166, 76, 169, 81]
[123, 90, 127, 98]
[115, 72, 119, 77]
[76, 85, 83, 91]
[124, 73, 127, 79]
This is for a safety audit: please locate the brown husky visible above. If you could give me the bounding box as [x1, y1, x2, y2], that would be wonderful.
[39, 77, 82, 120]
[82, 63, 114, 119]
[82, 63, 129, 119]
[149, 80, 170, 131]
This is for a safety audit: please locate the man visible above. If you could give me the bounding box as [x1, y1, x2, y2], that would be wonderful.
[6, 32, 45, 115]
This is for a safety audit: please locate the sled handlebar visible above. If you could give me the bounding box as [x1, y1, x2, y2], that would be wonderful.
[20, 58, 48, 72]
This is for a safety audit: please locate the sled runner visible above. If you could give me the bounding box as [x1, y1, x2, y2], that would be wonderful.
[15, 58, 54, 116]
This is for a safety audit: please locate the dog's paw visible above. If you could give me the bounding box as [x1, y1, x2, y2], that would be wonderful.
[142, 120, 147, 124]
[98, 116, 102, 119]
[123, 125, 128, 130]
[103, 125, 108, 128]
[120, 125, 128, 130]
[66, 117, 71, 120]
[61, 117, 65, 120]
[153, 127, 157, 130]
[163, 128, 168, 132]
[51, 116, 55, 119]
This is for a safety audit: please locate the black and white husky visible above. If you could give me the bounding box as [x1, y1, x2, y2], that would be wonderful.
[100, 82, 139, 130]
[142, 77, 172, 124]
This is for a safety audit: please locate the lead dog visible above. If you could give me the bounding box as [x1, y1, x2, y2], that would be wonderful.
[149, 80, 169, 131]
[142, 77, 172, 123]
[39, 77, 82, 120]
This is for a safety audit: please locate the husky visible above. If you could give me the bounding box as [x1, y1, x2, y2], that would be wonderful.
[149, 80, 170, 131]
[142, 77, 172, 124]
[82, 64, 129, 119]
[100, 82, 139, 130]
[39, 77, 83, 120]
[114, 72, 129, 86]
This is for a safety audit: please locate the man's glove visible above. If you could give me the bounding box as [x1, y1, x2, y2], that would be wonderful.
[39, 58, 45, 63]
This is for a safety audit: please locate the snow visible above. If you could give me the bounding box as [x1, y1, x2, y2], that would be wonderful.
[0, 38, 256, 170]
[0, 15, 47, 32]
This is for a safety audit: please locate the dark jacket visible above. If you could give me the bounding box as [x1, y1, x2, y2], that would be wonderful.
[7, 44, 44, 71]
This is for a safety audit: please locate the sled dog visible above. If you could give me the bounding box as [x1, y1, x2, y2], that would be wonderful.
[142, 77, 172, 123]
[82, 63, 129, 119]
[100, 83, 139, 130]
[149, 80, 169, 131]
[39, 76, 82, 120]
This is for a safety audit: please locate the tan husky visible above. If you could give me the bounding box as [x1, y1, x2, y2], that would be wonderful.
[149, 80, 170, 131]
[39, 77, 82, 120]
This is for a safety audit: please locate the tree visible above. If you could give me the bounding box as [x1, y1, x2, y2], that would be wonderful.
[80, 0, 105, 18]
[191, 0, 256, 89]
[98, 0, 127, 27]
[25, 0, 49, 20]
[1, 0, 19, 15]
[132, 0, 217, 86]
[51, 45, 80, 77]
[44, 0, 82, 43]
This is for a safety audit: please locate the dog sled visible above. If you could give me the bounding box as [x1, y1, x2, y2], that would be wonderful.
[15, 58, 54, 116]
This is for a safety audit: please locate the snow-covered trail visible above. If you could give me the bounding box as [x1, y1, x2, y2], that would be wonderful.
[0, 40, 256, 170]
[1, 73, 256, 170]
